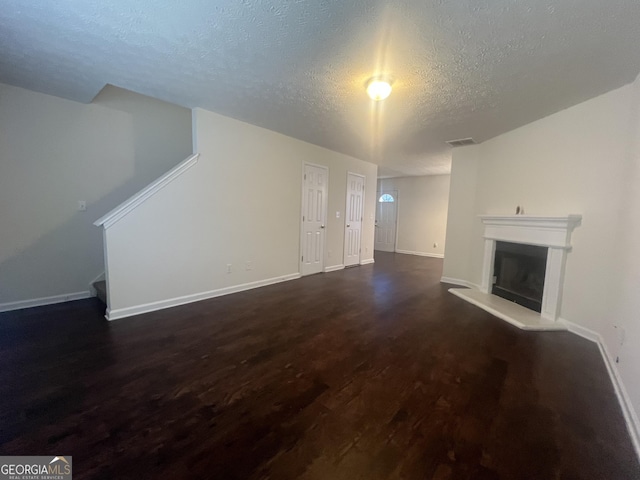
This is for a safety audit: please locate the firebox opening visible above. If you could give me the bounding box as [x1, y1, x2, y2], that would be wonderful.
[492, 241, 548, 313]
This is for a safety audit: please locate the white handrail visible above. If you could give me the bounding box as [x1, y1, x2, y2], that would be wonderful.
[94, 153, 200, 229]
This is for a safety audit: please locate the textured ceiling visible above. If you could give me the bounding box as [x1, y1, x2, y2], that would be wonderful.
[3, 1, 640, 177]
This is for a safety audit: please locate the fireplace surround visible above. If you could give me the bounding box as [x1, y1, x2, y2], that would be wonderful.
[449, 214, 582, 330]
[479, 214, 582, 322]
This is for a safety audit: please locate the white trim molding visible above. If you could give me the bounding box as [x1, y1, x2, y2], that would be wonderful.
[479, 214, 582, 323]
[561, 318, 640, 460]
[106, 273, 301, 321]
[324, 264, 345, 273]
[94, 153, 199, 229]
[360, 258, 375, 265]
[0, 291, 93, 313]
[480, 215, 583, 248]
[560, 318, 600, 343]
[396, 249, 444, 259]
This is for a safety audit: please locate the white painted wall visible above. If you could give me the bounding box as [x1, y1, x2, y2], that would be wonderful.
[444, 84, 631, 329]
[609, 73, 640, 434]
[0, 83, 192, 308]
[103, 108, 377, 317]
[442, 146, 480, 284]
[442, 80, 640, 450]
[377, 175, 450, 257]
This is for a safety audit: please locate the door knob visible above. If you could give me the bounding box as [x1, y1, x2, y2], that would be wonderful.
[320, 225, 325, 228]
[346, 224, 351, 227]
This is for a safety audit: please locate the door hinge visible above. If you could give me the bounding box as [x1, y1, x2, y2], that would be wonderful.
[303, 215, 305, 221]
[304, 174, 307, 180]
[301, 255, 304, 261]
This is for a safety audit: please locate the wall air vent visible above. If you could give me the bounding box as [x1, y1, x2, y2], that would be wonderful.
[446, 137, 476, 147]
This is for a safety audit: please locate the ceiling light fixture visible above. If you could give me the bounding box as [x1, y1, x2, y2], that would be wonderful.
[366, 77, 392, 101]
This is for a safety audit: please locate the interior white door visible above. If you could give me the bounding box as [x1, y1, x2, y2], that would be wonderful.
[375, 191, 397, 252]
[344, 173, 364, 267]
[301, 164, 328, 276]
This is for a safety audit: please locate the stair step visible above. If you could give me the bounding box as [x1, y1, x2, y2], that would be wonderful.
[94, 280, 107, 305]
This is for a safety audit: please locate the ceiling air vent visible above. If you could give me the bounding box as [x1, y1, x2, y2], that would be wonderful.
[446, 137, 476, 147]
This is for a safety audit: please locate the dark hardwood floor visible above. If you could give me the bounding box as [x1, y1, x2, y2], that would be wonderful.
[1, 252, 638, 479]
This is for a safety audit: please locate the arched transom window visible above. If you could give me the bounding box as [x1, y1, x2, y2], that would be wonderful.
[378, 193, 395, 203]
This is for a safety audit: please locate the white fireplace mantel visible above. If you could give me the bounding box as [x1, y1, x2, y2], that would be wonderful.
[480, 215, 582, 249]
[478, 214, 582, 324]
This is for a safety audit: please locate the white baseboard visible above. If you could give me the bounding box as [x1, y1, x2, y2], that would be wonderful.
[324, 264, 345, 273]
[106, 273, 302, 321]
[360, 258, 375, 265]
[0, 291, 93, 313]
[440, 276, 479, 289]
[561, 318, 640, 460]
[560, 318, 600, 343]
[395, 249, 444, 259]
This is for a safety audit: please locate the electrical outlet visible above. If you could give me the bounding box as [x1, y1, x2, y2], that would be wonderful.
[226, 264, 232, 274]
[336, 211, 340, 218]
[433, 242, 438, 248]
[245, 261, 252, 271]
[77, 200, 86, 211]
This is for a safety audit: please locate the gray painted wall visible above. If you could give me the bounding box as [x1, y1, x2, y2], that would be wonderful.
[0, 83, 192, 307]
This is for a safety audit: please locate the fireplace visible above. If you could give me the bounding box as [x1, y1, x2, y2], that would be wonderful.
[447, 215, 581, 329]
[492, 241, 548, 312]
[478, 215, 581, 323]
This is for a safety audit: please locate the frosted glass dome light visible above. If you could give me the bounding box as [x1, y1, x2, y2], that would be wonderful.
[366, 78, 392, 101]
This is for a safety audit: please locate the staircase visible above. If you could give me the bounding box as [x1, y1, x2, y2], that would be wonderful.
[93, 153, 200, 320]
[93, 280, 107, 306]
